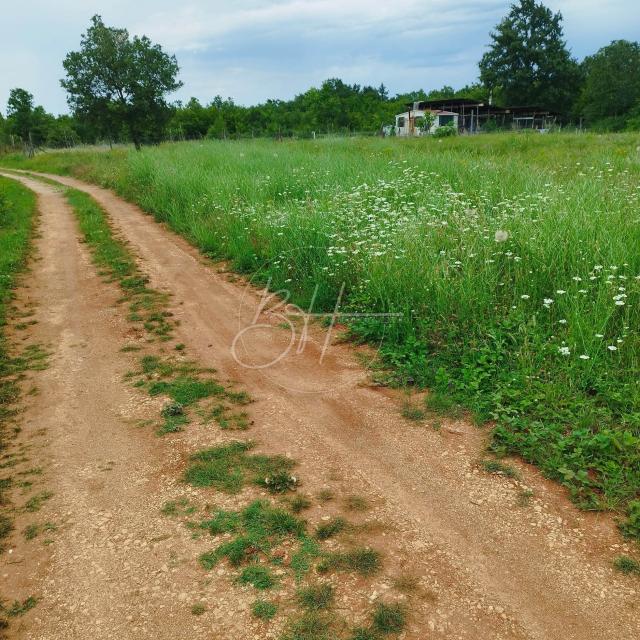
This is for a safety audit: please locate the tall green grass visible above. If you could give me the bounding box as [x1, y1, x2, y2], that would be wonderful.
[0, 176, 36, 560]
[4, 133, 640, 535]
[0, 176, 36, 410]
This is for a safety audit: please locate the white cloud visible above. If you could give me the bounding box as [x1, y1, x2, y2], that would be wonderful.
[1, 1, 638, 114]
[138, 1, 502, 52]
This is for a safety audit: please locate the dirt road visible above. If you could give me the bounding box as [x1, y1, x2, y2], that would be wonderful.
[1, 171, 639, 639]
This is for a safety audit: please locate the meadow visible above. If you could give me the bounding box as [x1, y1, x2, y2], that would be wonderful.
[3, 132, 640, 536]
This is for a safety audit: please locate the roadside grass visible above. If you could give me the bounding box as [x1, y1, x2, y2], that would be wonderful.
[251, 599, 278, 620]
[317, 490, 334, 503]
[480, 459, 521, 480]
[1, 596, 38, 617]
[238, 564, 277, 590]
[315, 517, 347, 540]
[0, 176, 39, 578]
[161, 498, 196, 517]
[281, 612, 332, 640]
[286, 494, 312, 513]
[372, 602, 406, 634]
[613, 555, 640, 575]
[392, 575, 420, 594]
[184, 441, 297, 494]
[297, 583, 334, 610]
[400, 400, 426, 422]
[350, 628, 379, 640]
[0, 177, 36, 438]
[517, 488, 535, 507]
[343, 495, 369, 512]
[5, 134, 640, 535]
[317, 547, 382, 577]
[24, 490, 53, 512]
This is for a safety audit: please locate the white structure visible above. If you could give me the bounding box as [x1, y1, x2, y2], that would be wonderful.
[394, 105, 458, 136]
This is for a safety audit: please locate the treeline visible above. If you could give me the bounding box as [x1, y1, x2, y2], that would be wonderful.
[0, 80, 487, 149]
[2, 2, 640, 150]
[165, 81, 488, 140]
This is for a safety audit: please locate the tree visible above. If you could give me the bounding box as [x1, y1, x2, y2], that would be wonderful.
[578, 40, 640, 128]
[206, 111, 226, 139]
[0, 113, 7, 146]
[6, 88, 35, 143]
[479, 0, 582, 115]
[61, 15, 182, 149]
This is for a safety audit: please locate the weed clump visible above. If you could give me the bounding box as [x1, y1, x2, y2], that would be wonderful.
[619, 501, 640, 540]
[251, 599, 278, 620]
[198, 500, 307, 571]
[297, 583, 334, 610]
[317, 489, 334, 503]
[344, 495, 369, 512]
[184, 441, 296, 494]
[481, 459, 520, 479]
[613, 555, 640, 575]
[238, 564, 277, 589]
[281, 612, 332, 640]
[24, 491, 52, 512]
[149, 377, 224, 406]
[401, 401, 425, 421]
[0, 514, 13, 541]
[318, 547, 382, 577]
[200, 509, 241, 535]
[350, 628, 379, 640]
[287, 494, 312, 513]
[315, 517, 347, 540]
[424, 393, 460, 416]
[372, 602, 406, 633]
[2, 596, 38, 617]
[160, 498, 195, 516]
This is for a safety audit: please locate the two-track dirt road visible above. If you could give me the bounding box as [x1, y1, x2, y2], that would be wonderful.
[1, 170, 639, 640]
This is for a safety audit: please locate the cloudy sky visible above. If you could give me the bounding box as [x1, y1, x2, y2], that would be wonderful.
[1, 1, 638, 114]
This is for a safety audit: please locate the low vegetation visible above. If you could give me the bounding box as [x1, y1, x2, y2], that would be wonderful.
[251, 599, 278, 620]
[0, 175, 40, 630]
[613, 555, 640, 575]
[0, 177, 35, 438]
[184, 441, 297, 494]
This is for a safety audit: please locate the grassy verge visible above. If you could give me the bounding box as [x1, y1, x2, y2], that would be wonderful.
[0, 176, 39, 631]
[0, 177, 36, 530]
[3, 134, 640, 537]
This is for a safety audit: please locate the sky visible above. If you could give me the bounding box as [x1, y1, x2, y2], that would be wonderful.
[1, 0, 639, 115]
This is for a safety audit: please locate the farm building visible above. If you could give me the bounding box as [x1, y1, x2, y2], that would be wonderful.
[395, 108, 458, 136]
[394, 98, 559, 135]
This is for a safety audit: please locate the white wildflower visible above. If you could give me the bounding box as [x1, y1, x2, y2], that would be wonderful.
[558, 346, 571, 356]
[494, 230, 509, 243]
